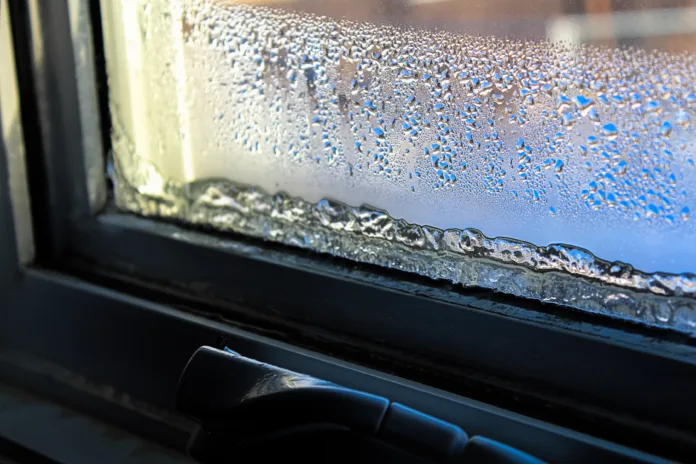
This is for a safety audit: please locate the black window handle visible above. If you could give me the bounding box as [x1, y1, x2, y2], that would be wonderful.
[176, 346, 544, 464]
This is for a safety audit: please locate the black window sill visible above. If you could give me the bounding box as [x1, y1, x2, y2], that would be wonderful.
[0, 268, 678, 463]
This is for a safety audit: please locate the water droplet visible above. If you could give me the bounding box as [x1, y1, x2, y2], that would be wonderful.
[681, 207, 691, 222]
[616, 159, 628, 175]
[574, 95, 595, 116]
[644, 100, 661, 113]
[556, 94, 571, 111]
[676, 110, 691, 129]
[587, 107, 600, 122]
[601, 123, 618, 139]
[479, 80, 493, 95]
[660, 121, 673, 137]
[562, 112, 575, 126]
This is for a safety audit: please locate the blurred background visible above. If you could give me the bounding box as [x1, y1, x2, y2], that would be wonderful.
[233, 0, 696, 52]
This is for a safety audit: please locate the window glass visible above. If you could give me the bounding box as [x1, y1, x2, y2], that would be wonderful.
[101, 0, 696, 331]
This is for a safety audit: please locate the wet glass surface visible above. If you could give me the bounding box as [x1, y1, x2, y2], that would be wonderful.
[103, 0, 696, 331]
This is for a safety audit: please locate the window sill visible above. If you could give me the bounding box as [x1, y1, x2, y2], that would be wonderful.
[0, 268, 675, 462]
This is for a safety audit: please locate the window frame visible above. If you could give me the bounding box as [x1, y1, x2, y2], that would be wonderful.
[2, 0, 696, 461]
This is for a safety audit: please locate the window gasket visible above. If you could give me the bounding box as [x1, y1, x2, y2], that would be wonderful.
[4, 0, 696, 460]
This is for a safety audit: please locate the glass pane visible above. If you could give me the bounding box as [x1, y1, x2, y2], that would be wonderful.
[101, 0, 696, 331]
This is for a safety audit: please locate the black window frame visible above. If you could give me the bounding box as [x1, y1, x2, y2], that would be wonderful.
[2, 0, 696, 461]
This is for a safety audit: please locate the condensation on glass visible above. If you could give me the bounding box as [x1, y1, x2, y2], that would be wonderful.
[101, 0, 696, 331]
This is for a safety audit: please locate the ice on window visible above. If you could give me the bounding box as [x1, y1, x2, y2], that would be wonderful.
[103, 0, 696, 331]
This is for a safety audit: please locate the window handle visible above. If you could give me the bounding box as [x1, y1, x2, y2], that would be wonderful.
[176, 346, 543, 464]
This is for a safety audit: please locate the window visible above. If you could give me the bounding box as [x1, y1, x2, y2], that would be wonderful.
[2, 0, 696, 462]
[103, 0, 696, 331]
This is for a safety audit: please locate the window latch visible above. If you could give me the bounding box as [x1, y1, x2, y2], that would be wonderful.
[176, 346, 543, 464]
